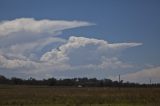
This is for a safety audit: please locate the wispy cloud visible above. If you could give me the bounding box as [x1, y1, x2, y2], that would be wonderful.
[0, 18, 93, 37]
[120, 66, 160, 83]
[0, 54, 41, 69]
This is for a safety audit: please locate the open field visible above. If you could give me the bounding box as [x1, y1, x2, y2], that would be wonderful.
[0, 85, 160, 106]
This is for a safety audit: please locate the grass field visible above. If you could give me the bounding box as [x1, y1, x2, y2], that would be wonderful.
[0, 85, 160, 106]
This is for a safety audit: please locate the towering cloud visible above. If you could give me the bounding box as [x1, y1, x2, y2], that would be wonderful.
[41, 36, 142, 66]
[0, 18, 148, 81]
[0, 35, 142, 73]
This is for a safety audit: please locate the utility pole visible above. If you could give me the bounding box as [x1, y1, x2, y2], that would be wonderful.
[119, 74, 121, 90]
[119, 74, 120, 83]
[150, 78, 152, 85]
[149, 78, 152, 89]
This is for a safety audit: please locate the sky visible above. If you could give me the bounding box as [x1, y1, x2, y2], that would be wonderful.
[0, 0, 160, 83]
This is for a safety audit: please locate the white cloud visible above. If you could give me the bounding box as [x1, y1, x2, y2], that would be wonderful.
[41, 36, 142, 67]
[0, 18, 93, 37]
[120, 66, 160, 83]
[39, 36, 141, 79]
[98, 57, 133, 69]
[0, 18, 145, 81]
[0, 18, 93, 61]
[0, 37, 66, 60]
[0, 36, 141, 73]
[0, 55, 40, 69]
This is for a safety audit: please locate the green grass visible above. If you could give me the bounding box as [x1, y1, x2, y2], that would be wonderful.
[0, 85, 160, 106]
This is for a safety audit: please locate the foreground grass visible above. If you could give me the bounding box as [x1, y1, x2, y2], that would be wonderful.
[0, 85, 160, 106]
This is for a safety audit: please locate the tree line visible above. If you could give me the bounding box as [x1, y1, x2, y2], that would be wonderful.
[0, 74, 160, 87]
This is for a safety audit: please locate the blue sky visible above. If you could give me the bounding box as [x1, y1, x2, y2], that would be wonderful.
[0, 0, 160, 83]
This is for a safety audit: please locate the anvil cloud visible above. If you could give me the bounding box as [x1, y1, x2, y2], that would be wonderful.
[0, 18, 147, 81]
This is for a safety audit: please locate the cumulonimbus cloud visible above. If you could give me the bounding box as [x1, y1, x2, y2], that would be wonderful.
[0, 35, 142, 71]
[41, 36, 142, 64]
[0, 18, 146, 80]
[0, 18, 93, 37]
[38, 36, 142, 79]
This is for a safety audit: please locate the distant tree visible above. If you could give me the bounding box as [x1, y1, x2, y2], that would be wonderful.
[11, 77, 23, 85]
[47, 78, 57, 86]
[26, 77, 37, 85]
[0, 75, 9, 84]
[0, 74, 160, 87]
[103, 79, 113, 87]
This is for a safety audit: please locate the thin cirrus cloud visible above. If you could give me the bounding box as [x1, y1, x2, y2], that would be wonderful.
[0, 18, 93, 37]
